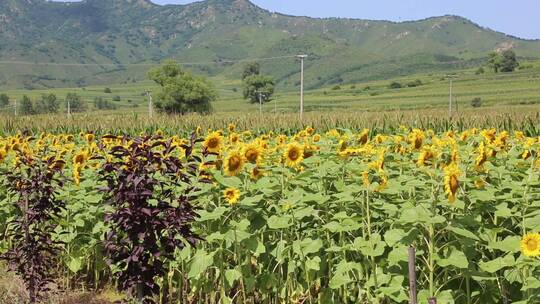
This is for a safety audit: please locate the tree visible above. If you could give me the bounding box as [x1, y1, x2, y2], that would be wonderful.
[65, 93, 86, 113]
[500, 50, 519, 72]
[488, 52, 503, 73]
[36, 93, 59, 114]
[20, 95, 34, 115]
[242, 62, 260, 80]
[471, 97, 482, 108]
[242, 75, 275, 103]
[0, 94, 9, 107]
[104, 87, 112, 93]
[148, 60, 217, 115]
[389, 82, 402, 89]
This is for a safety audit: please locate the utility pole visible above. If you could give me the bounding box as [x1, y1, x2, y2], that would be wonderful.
[297, 55, 307, 120]
[447, 75, 458, 117]
[14, 98, 17, 116]
[258, 91, 262, 117]
[146, 91, 153, 118]
[67, 99, 71, 117]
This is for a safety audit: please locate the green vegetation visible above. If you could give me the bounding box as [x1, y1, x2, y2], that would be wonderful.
[148, 60, 217, 114]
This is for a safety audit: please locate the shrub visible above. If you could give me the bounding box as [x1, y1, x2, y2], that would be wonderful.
[332, 85, 341, 91]
[99, 135, 208, 303]
[104, 88, 112, 94]
[471, 97, 482, 108]
[0, 149, 65, 303]
[389, 82, 402, 89]
[407, 79, 423, 88]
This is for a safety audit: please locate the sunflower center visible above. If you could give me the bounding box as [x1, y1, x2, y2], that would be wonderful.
[526, 238, 538, 251]
[208, 138, 219, 149]
[450, 176, 459, 193]
[288, 149, 299, 161]
[228, 155, 241, 171]
[246, 149, 259, 163]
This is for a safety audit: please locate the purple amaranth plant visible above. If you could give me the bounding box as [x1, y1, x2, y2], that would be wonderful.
[0, 146, 66, 304]
[98, 133, 209, 304]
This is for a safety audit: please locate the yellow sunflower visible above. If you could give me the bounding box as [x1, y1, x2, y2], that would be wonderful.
[521, 233, 540, 257]
[243, 143, 263, 164]
[284, 142, 304, 168]
[444, 163, 461, 203]
[223, 187, 241, 206]
[204, 131, 223, 154]
[250, 167, 264, 180]
[223, 150, 245, 176]
[358, 129, 369, 145]
[312, 134, 321, 143]
[73, 150, 89, 166]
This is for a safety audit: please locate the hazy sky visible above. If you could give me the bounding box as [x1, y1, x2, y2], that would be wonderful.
[54, 0, 540, 39]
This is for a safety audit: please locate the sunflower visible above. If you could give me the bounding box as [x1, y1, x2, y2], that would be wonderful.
[358, 129, 369, 145]
[409, 129, 425, 150]
[73, 164, 83, 185]
[250, 167, 264, 180]
[223, 187, 241, 206]
[417, 146, 435, 167]
[73, 150, 89, 166]
[475, 142, 489, 168]
[243, 143, 263, 164]
[223, 150, 245, 176]
[204, 132, 223, 154]
[444, 163, 460, 203]
[305, 126, 315, 135]
[313, 134, 321, 143]
[474, 179, 486, 189]
[284, 142, 304, 168]
[229, 133, 241, 145]
[228, 123, 236, 132]
[521, 233, 540, 257]
[0, 147, 6, 163]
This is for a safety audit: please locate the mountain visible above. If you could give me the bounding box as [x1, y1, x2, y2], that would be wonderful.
[1, 0, 539, 89]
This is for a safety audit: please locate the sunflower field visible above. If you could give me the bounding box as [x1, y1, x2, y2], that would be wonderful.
[0, 125, 539, 304]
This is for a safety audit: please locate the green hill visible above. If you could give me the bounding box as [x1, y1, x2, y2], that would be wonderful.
[1, 0, 540, 89]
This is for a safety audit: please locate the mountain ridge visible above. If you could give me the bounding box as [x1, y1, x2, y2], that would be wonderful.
[1, 0, 540, 89]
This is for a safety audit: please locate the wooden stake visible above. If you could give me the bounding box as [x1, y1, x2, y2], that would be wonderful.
[408, 246, 418, 304]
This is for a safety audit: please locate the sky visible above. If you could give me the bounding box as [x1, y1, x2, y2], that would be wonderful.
[54, 0, 540, 40]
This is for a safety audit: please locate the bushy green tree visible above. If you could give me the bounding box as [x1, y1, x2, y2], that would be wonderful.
[488, 52, 503, 73]
[500, 50, 519, 72]
[65, 93, 86, 113]
[243, 75, 275, 103]
[148, 60, 217, 115]
[36, 93, 59, 114]
[20, 95, 34, 115]
[0, 94, 9, 107]
[389, 81, 402, 89]
[242, 62, 261, 80]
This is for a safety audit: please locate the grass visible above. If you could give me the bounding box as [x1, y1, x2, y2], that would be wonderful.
[1, 61, 539, 117]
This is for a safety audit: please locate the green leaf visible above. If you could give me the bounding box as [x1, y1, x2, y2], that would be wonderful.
[68, 257, 82, 273]
[305, 256, 321, 271]
[267, 215, 292, 229]
[197, 206, 227, 221]
[188, 250, 215, 279]
[384, 229, 406, 247]
[329, 273, 351, 289]
[437, 248, 469, 269]
[479, 255, 515, 273]
[488, 235, 520, 253]
[225, 268, 242, 287]
[301, 238, 323, 255]
[447, 226, 480, 241]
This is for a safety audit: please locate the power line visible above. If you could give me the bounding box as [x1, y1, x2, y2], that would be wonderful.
[0, 55, 298, 67]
